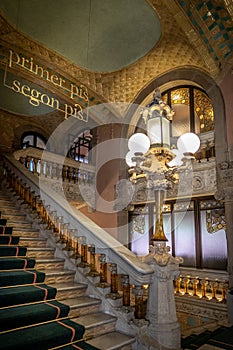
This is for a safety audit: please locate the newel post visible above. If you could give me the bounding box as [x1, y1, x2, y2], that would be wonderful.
[141, 242, 183, 349]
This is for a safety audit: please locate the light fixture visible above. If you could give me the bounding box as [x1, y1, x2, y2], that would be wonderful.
[126, 88, 200, 245]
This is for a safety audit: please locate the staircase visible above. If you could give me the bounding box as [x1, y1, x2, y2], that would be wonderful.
[0, 186, 135, 350]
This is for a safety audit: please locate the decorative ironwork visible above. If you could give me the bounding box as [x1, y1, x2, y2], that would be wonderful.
[194, 89, 214, 133]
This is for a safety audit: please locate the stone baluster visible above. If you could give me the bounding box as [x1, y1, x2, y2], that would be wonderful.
[200, 279, 209, 299]
[62, 227, 73, 251]
[209, 280, 219, 301]
[28, 191, 36, 209]
[183, 276, 190, 295]
[32, 195, 39, 212]
[40, 200, 47, 223]
[33, 158, 39, 175]
[23, 185, 30, 203]
[40, 160, 46, 176]
[59, 222, 69, 244]
[70, 230, 78, 256]
[56, 164, 63, 180]
[87, 244, 99, 277]
[19, 156, 26, 165]
[121, 274, 131, 309]
[191, 277, 199, 297]
[96, 254, 109, 288]
[77, 237, 90, 268]
[48, 211, 58, 232]
[70, 233, 83, 260]
[106, 263, 121, 299]
[18, 181, 24, 198]
[35, 199, 42, 216]
[174, 276, 182, 294]
[133, 285, 146, 319]
[219, 281, 228, 303]
[25, 156, 31, 169]
[62, 165, 68, 181]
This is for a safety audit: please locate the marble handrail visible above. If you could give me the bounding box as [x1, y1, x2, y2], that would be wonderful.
[4, 154, 154, 285]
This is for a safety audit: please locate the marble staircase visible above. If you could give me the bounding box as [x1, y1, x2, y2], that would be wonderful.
[0, 188, 135, 350]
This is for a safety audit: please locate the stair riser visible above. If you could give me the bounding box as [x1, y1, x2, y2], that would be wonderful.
[36, 261, 65, 270]
[56, 288, 87, 300]
[19, 240, 47, 248]
[1, 215, 26, 221]
[69, 304, 100, 318]
[27, 250, 55, 259]
[121, 345, 133, 350]
[13, 231, 39, 238]
[7, 222, 32, 229]
[0, 206, 19, 212]
[84, 322, 116, 339]
[45, 274, 75, 284]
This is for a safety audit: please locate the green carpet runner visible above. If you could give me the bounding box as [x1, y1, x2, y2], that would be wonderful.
[0, 213, 99, 350]
[0, 284, 57, 307]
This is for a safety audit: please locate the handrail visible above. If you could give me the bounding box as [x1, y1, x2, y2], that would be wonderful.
[13, 147, 95, 174]
[4, 153, 154, 285]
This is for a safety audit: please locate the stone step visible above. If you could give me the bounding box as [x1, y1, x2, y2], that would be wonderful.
[62, 295, 101, 317]
[7, 221, 32, 229]
[35, 258, 65, 270]
[0, 205, 19, 212]
[26, 247, 55, 259]
[42, 269, 76, 284]
[19, 237, 47, 248]
[13, 229, 39, 238]
[1, 213, 26, 222]
[50, 281, 87, 299]
[0, 198, 15, 204]
[73, 311, 117, 339]
[86, 331, 135, 350]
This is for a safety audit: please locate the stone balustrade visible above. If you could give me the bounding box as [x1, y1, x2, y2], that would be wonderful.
[174, 271, 228, 303]
[4, 153, 182, 348]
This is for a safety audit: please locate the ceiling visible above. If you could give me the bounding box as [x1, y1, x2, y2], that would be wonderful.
[0, 0, 232, 105]
[0, 0, 161, 72]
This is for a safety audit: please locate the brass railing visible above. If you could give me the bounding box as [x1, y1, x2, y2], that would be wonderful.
[174, 274, 228, 303]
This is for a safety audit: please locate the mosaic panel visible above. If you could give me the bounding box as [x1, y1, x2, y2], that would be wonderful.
[178, 0, 233, 63]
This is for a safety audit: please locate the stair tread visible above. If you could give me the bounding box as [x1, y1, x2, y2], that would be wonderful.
[62, 296, 101, 308]
[1, 213, 26, 217]
[14, 228, 39, 232]
[40, 269, 76, 275]
[20, 237, 47, 241]
[72, 312, 117, 329]
[49, 281, 87, 291]
[0, 318, 85, 349]
[86, 331, 135, 350]
[27, 247, 54, 251]
[36, 258, 65, 263]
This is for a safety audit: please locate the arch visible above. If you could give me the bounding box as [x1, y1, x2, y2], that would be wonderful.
[125, 67, 227, 165]
[12, 124, 49, 151]
[21, 131, 47, 149]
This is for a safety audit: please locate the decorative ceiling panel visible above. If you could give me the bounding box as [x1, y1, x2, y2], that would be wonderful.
[0, 0, 230, 108]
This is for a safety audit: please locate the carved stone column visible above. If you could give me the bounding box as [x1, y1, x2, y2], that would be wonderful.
[140, 242, 183, 349]
[216, 162, 233, 289]
[223, 187, 233, 290]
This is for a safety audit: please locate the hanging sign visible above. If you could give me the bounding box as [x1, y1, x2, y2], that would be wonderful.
[3, 49, 89, 122]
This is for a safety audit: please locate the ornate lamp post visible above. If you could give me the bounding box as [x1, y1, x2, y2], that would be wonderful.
[126, 89, 200, 247]
[125, 89, 200, 349]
